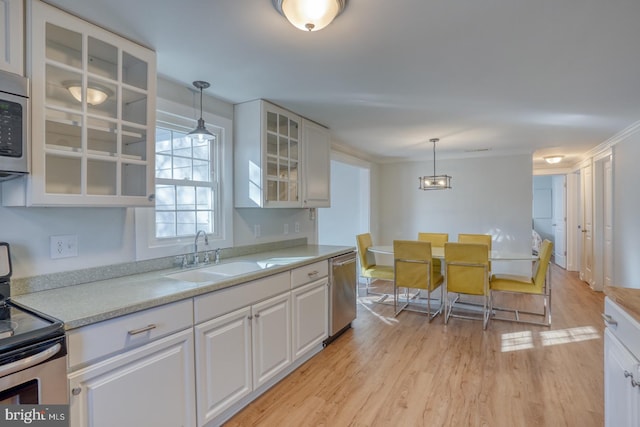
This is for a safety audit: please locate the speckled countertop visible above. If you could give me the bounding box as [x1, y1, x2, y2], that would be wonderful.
[11, 245, 354, 330]
[605, 285, 640, 324]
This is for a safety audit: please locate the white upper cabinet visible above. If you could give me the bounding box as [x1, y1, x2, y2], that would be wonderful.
[0, 0, 23, 75]
[301, 119, 330, 208]
[234, 99, 330, 208]
[25, 1, 156, 206]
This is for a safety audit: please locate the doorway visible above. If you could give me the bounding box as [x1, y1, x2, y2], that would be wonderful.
[532, 175, 567, 268]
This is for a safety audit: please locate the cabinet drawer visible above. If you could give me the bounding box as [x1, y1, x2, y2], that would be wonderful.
[291, 260, 328, 289]
[68, 299, 193, 369]
[605, 297, 640, 359]
[194, 272, 290, 324]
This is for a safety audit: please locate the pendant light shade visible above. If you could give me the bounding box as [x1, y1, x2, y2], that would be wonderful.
[418, 138, 452, 190]
[188, 80, 214, 142]
[273, 0, 347, 32]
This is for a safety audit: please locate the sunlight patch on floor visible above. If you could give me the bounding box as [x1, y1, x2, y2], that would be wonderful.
[540, 326, 600, 346]
[501, 326, 600, 352]
[357, 299, 399, 326]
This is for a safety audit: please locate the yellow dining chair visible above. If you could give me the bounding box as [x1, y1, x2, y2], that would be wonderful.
[458, 233, 492, 273]
[393, 240, 444, 320]
[490, 239, 553, 326]
[356, 233, 394, 297]
[444, 242, 491, 329]
[417, 232, 448, 274]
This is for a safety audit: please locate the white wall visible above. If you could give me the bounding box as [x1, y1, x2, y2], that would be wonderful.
[374, 154, 533, 275]
[318, 159, 369, 247]
[533, 175, 553, 242]
[612, 132, 640, 288]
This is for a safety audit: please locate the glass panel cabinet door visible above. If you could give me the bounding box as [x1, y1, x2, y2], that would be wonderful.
[23, 1, 156, 207]
[263, 106, 300, 205]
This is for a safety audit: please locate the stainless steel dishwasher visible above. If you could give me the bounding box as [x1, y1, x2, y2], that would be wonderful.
[324, 251, 357, 345]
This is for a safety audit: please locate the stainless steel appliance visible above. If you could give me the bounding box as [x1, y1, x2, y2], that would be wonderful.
[325, 251, 357, 345]
[0, 242, 67, 404]
[0, 70, 29, 181]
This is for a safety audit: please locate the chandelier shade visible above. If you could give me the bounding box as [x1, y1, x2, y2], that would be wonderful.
[418, 138, 452, 190]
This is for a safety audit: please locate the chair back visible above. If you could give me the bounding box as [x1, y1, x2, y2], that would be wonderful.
[533, 239, 553, 292]
[457, 233, 492, 249]
[394, 240, 440, 291]
[445, 242, 489, 296]
[417, 233, 448, 248]
[356, 233, 377, 272]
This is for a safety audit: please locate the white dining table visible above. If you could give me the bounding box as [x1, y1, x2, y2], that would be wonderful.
[368, 245, 538, 261]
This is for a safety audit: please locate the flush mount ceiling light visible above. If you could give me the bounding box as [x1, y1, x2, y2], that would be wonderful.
[272, 0, 347, 32]
[188, 80, 214, 142]
[544, 155, 564, 164]
[64, 81, 112, 106]
[419, 138, 452, 190]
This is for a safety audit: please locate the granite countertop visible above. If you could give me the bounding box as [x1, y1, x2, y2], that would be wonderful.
[11, 244, 354, 330]
[605, 285, 640, 324]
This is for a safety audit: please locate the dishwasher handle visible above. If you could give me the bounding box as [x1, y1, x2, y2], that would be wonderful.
[332, 257, 356, 267]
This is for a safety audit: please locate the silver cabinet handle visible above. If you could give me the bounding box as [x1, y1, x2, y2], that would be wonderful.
[128, 324, 157, 335]
[307, 270, 319, 278]
[601, 313, 618, 326]
[254, 313, 260, 319]
[625, 371, 632, 378]
[72, 387, 82, 396]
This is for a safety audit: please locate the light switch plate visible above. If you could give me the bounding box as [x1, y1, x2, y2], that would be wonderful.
[50, 235, 78, 259]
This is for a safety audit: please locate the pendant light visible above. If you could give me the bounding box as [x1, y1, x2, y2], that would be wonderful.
[272, 0, 347, 32]
[188, 80, 214, 142]
[418, 138, 452, 190]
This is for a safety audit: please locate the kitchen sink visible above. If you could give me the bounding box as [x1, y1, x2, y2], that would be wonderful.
[199, 261, 263, 276]
[166, 261, 265, 284]
[165, 270, 227, 284]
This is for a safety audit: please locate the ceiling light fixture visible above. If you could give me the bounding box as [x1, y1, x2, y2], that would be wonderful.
[419, 138, 452, 190]
[272, 0, 347, 32]
[544, 155, 564, 164]
[64, 81, 112, 106]
[188, 80, 214, 142]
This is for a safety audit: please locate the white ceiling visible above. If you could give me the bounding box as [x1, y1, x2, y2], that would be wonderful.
[44, 0, 640, 169]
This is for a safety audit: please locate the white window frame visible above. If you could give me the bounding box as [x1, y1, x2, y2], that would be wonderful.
[135, 97, 233, 260]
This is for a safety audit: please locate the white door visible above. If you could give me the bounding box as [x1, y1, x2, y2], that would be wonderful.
[195, 306, 252, 425]
[552, 175, 567, 268]
[68, 329, 195, 427]
[604, 159, 614, 287]
[252, 292, 292, 388]
[580, 163, 594, 287]
[302, 120, 331, 207]
[291, 279, 329, 360]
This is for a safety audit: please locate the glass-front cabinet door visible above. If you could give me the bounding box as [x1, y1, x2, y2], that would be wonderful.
[265, 107, 299, 206]
[28, 1, 156, 206]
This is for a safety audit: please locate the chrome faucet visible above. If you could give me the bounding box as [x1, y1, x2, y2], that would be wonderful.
[214, 248, 221, 264]
[193, 230, 209, 266]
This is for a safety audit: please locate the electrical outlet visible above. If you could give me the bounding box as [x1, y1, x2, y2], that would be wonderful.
[284, 223, 289, 234]
[50, 235, 78, 259]
[295, 222, 300, 233]
[254, 224, 261, 238]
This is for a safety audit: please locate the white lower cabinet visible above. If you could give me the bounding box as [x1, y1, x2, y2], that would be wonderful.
[604, 297, 640, 427]
[194, 289, 292, 427]
[292, 278, 328, 360]
[195, 307, 253, 425]
[251, 292, 292, 388]
[68, 328, 196, 427]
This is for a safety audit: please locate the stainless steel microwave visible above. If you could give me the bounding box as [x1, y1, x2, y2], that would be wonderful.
[0, 69, 29, 181]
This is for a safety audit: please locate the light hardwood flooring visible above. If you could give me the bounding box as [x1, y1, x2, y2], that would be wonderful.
[225, 264, 605, 426]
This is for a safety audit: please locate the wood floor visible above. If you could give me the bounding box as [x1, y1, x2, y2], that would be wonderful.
[225, 264, 605, 426]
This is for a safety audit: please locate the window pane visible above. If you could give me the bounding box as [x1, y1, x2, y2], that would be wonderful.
[176, 211, 195, 236]
[155, 211, 176, 238]
[196, 211, 211, 232]
[173, 156, 192, 180]
[196, 187, 212, 210]
[155, 153, 172, 179]
[193, 141, 209, 161]
[156, 185, 176, 210]
[192, 159, 210, 182]
[176, 186, 196, 210]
